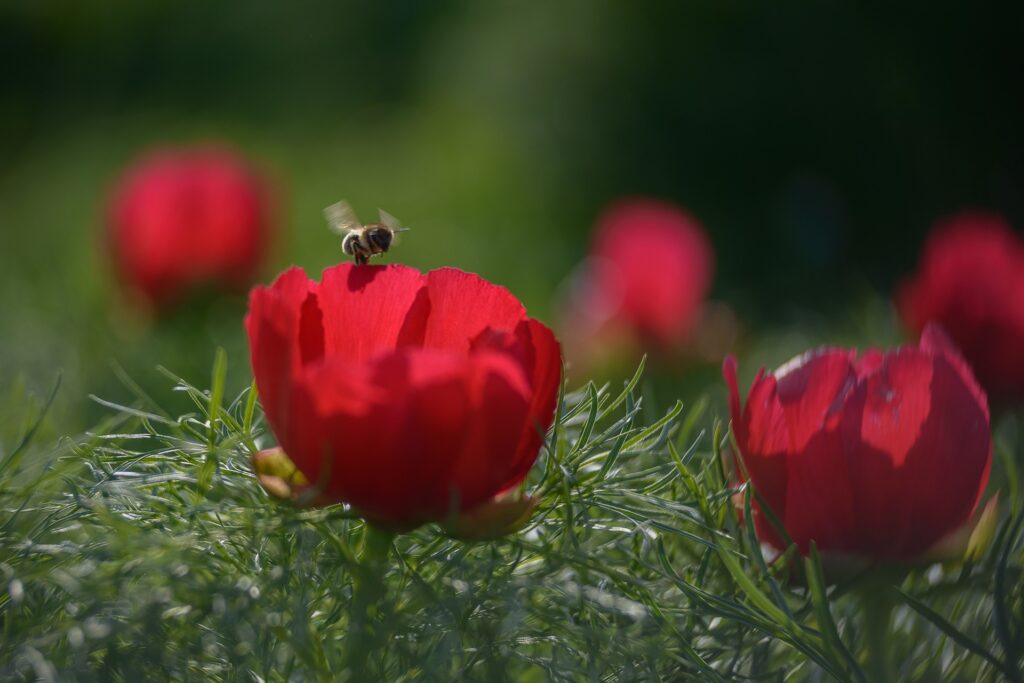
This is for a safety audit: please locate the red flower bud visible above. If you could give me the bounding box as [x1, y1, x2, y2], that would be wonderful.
[897, 211, 1024, 405]
[245, 264, 562, 531]
[563, 198, 715, 357]
[107, 145, 273, 309]
[723, 325, 991, 561]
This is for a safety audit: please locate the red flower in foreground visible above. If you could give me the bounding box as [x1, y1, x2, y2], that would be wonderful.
[107, 145, 273, 308]
[246, 263, 562, 531]
[724, 325, 991, 561]
[897, 211, 1024, 404]
[564, 199, 715, 354]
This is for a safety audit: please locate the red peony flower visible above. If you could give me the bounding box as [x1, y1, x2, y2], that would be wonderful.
[566, 198, 715, 352]
[897, 211, 1024, 405]
[245, 263, 562, 531]
[723, 324, 991, 561]
[107, 145, 273, 308]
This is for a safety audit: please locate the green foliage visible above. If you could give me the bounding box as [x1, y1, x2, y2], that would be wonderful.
[1, 359, 1021, 681]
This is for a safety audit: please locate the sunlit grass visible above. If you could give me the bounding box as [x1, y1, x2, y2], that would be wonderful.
[1, 357, 1020, 681]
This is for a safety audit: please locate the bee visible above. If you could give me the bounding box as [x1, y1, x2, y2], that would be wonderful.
[324, 199, 409, 265]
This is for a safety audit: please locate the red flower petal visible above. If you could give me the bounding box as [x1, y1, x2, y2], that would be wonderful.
[286, 351, 468, 521]
[919, 323, 989, 422]
[839, 347, 991, 557]
[780, 425, 858, 554]
[723, 358, 790, 534]
[422, 268, 527, 351]
[855, 349, 933, 468]
[834, 350, 932, 556]
[501, 319, 563, 492]
[773, 349, 857, 451]
[742, 370, 789, 460]
[770, 352, 862, 554]
[245, 267, 316, 437]
[317, 264, 430, 361]
[446, 350, 533, 508]
[288, 348, 533, 523]
[887, 349, 990, 554]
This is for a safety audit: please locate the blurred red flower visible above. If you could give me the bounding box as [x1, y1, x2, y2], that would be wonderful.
[245, 263, 562, 531]
[724, 325, 991, 561]
[897, 211, 1024, 405]
[565, 198, 715, 353]
[107, 145, 273, 308]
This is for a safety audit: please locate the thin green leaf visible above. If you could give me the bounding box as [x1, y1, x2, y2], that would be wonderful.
[897, 587, 1016, 681]
[805, 543, 867, 683]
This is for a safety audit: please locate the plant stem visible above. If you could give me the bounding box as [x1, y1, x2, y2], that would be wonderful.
[861, 581, 896, 683]
[345, 524, 395, 680]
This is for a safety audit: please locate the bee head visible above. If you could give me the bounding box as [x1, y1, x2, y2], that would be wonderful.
[367, 227, 393, 252]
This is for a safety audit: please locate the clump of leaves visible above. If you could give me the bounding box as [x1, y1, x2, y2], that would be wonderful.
[1, 355, 1020, 681]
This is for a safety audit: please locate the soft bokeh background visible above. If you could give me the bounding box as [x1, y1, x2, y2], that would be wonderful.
[3, 1, 1023, 430]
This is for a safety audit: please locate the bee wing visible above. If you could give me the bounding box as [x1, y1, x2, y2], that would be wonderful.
[378, 208, 408, 232]
[324, 200, 362, 235]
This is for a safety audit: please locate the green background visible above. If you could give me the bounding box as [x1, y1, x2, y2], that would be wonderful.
[2, 1, 1022, 428]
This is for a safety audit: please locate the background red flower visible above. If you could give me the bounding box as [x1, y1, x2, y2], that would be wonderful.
[897, 211, 1024, 405]
[563, 198, 715, 359]
[245, 263, 562, 528]
[107, 145, 273, 308]
[724, 324, 991, 561]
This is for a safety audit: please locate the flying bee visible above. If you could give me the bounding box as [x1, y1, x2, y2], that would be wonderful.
[323, 199, 409, 265]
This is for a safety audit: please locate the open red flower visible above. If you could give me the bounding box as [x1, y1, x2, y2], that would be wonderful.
[107, 145, 273, 308]
[724, 325, 991, 561]
[565, 198, 714, 353]
[897, 211, 1024, 405]
[245, 263, 562, 531]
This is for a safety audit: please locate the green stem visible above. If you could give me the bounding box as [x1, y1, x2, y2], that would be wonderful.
[861, 582, 896, 683]
[345, 524, 395, 680]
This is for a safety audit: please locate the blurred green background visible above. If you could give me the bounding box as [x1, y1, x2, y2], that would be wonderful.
[2, 1, 1023, 430]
